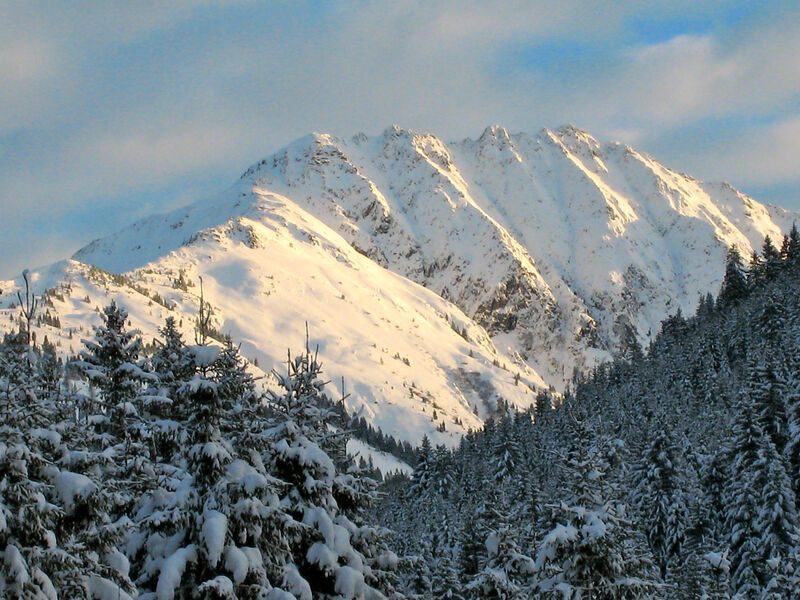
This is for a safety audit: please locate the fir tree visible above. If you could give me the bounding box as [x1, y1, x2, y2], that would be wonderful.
[785, 390, 800, 502]
[466, 506, 532, 600]
[782, 223, 800, 265]
[724, 400, 800, 598]
[131, 342, 292, 600]
[149, 316, 194, 402]
[629, 429, 688, 579]
[74, 301, 150, 463]
[532, 422, 659, 600]
[747, 359, 789, 454]
[411, 436, 435, 498]
[266, 344, 400, 600]
[761, 236, 782, 282]
[718, 246, 749, 308]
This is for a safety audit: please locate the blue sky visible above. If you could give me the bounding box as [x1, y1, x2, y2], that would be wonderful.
[2, 1, 799, 278]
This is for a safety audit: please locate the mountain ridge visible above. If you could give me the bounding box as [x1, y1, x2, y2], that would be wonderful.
[4, 124, 796, 445]
[72, 123, 799, 385]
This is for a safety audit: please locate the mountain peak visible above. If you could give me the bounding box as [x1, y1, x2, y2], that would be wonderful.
[551, 124, 601, 153]
[27, 121, 799, 446]
[478, 124, 511, 142]
[381, 124, 410, 139]
[555, 123, 592, 137]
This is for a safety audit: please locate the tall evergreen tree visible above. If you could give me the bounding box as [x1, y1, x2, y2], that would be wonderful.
[74, 301, 150, 461]
[629, 429, 688, 580]
[761, 236, 782, 282]
[466, 503, 532, 600]
[785, 390, 800, 503]
[266, 345, 400, 600]
[131, 343, 292, 600]
[747, 360, 789, 454]
[724, 401, 800, 598]
[532, 422, 659, 600]
[718, 247, 749, 309]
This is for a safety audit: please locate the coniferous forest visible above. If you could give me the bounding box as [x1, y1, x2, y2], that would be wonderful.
[3, 228, 800, 599]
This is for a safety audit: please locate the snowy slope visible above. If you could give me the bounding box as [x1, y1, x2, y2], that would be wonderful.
[346, 438, 413, 476]
[5, 124, 796, 444]
[78, 124, 793, 385]
[1, 191, 541, 447]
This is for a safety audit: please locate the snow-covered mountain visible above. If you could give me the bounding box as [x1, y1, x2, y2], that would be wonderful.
[2, 195, 541, 449]
[3, 125, 796, 445]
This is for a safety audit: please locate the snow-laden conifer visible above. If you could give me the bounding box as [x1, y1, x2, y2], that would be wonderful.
[266, 345, 400, 600]
[132, 335, 291, 600]
[532, 421, 659, 600]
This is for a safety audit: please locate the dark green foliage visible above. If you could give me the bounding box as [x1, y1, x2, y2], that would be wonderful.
[380, 230, 800, 599]
[717, 246, 749, 308]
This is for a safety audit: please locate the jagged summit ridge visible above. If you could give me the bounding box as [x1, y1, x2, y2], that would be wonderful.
[72, 125, 796, 394]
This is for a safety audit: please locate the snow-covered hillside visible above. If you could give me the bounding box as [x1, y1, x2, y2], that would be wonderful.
[75, 124, 797, 384]
[3, 124, 795, 444]
[1, 192, 541, 448]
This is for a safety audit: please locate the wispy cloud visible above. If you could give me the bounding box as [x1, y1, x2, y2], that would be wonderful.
[1, 1, 798, 277]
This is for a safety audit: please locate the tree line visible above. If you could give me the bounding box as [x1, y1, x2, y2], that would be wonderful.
[377, 227, 800, 600]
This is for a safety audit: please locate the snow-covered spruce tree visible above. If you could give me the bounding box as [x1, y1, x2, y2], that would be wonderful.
[428, 511, 464, 600]
[490, 416, 521, 488]
[692, 447, 730, 566]
[215, 338, 258, 411]
[72, 300, 160, 531]
[404, 492, 457, 600]
[755, 290, 789, 347]
[745, 358, 789, 454]
[51, 439, 138, 600]
[432, 551, 463, 600]
[74, 301, 151, 461]
[406, 547, 433, 600]
[465, 505, 533, 600]
[462, 414, 534, 600]
[150, 316, 195, 401]
[782, 223, 800, 266]
[405, 436, 455, 559]
[132, 341, 293, 600]
[431, 444, 455, 502]
[409, 436, 434, 498]
[724, 399, 800, 598]
[0, 310, 68, 598]
[532, 420, 660, 600]
[0, 329, 40, 425]
[266, 345, 400, 600]
[516, 471, 542, 551]
[143, 316, 195, 465]
[629, 429, 688, 580]
[0, 329, 65, 432]
[0, 433, 80, 599]
[760, 236, 783, 283]
[695, 550, 731, 600]
[36, 337, 63, 405]
[403, 438, 457, 600]
[0, 351, 134, 599]
[786, 390, 800, 503]
[457, 505, 489, 589]
[755, 450, 800, 599]
[717, 246, 749, 309]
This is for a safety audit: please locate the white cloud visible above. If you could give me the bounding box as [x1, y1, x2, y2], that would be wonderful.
[2, 1, 800, 278]
[691, 117, 800, 185]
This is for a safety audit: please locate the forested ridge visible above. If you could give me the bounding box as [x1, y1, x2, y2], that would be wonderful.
[379, 229, 800, 599]
[3, 228, 800, 599]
